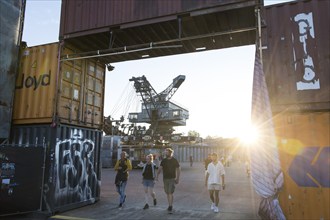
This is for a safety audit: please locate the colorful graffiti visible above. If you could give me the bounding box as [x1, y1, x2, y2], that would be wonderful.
[288, 146, 330, 188]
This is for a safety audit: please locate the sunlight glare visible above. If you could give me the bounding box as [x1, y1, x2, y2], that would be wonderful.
[239, 124, 259, 145]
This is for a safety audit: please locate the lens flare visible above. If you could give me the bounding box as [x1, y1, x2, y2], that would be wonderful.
[239, 124, 259, 146]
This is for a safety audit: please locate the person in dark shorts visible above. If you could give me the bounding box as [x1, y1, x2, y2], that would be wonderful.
[156, 148, 181, 213]
[141, 154, 157, 210]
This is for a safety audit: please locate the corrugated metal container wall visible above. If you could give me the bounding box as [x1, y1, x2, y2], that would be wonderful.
[101, 135, 121, 168]
[12, 42, 105, 129]
[59, 0, 257, 37]
[0, 0, 25, 140]
[262, 0, 330, 113]
[10, 124, 102, 213]
[274, 111, 329, 220]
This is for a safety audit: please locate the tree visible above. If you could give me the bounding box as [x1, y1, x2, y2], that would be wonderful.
[188, 130, 200, 137]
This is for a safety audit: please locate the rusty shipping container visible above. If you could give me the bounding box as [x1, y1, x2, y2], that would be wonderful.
[7, 123, 102, 214]
[0, 0, 25, 140]
[59, 0, 258, 36]
[262, 0, 330, 113]
[12, 42, 105, 129]
[262, 1, 330, 219]
[58, 0, 259, 63]
[274, 111, 329, 220]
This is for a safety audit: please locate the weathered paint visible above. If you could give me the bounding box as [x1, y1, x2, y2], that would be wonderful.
[262, 0, 330, 113]
[60, 0, 259, 38]
[274, 111, 330, 220]
[0, 0, 25, 140]
[9, 124, 102, 213]
[12, 42, 105, 129]
[58, 0, 259, 63]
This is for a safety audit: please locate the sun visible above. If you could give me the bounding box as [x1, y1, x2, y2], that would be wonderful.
[238, 124, 260, 145]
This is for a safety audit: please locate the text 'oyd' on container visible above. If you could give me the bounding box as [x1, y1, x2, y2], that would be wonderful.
[12, 42, 106, 129]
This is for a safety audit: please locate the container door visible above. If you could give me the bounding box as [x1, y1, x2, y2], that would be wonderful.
[58, 45, 84, 125]
[83, 61, 104, 128]
[0, 146, 45, 216]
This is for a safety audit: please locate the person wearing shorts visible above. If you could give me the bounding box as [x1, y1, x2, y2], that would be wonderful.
[141, 154, 157, 210]
[156, 148, 180, 213]
[205, 153, 226, 213]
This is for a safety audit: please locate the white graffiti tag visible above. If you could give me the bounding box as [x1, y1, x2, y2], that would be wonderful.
[55, 129, 99, 204]
[293, 12, 320, 90]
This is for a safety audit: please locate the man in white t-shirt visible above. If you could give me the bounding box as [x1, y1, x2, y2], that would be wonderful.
[205, 152, 226, 213]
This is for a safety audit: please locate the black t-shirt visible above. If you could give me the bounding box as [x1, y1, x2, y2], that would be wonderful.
[115, 159, 128, 183]
[160, 157, 180, 179]
[143, 164, 154, 180]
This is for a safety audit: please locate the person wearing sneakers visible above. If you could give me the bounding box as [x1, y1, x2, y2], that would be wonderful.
[141, 154, 157, 210]
[205, 152, 226, 213]
[114, 151, 132, 208]
[156, 148, 181, 214]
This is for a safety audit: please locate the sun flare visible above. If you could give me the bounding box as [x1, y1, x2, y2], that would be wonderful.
[239, 124, 260, 145]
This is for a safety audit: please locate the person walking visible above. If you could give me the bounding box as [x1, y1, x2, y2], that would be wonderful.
[114, 151, 132, 208]
[141, 154, 157, 210]
[189, 155, 193, 167]
[156, 148, 181, 214]
[205, 152, 226, 213]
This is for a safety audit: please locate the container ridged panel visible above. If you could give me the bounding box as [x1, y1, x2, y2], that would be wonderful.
[274, 111, 330, 220]
[13, 43, 59, 124]
[60, 0, 256, 37]
[9, 124, 102, 213]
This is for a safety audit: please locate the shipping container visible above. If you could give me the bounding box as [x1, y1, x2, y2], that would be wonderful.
[0, 0, 25, 140]
[101, 135, 121, 168]
[59, 0, 260, 63]
[12, 42, 106, 129]
[262, 0, 330, 113]
[274, 111, 330, 220]
[7, 123, 102, 214]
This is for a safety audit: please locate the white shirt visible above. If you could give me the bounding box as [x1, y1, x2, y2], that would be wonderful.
[207, 161, 225, 184]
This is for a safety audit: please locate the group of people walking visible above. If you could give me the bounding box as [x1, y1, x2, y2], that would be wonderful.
[114, 148, 225, 214]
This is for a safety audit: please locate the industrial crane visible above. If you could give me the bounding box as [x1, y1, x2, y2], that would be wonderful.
[128, 75, 189, 141]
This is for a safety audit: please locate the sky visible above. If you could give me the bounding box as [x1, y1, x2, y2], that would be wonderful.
[22, 0, 294, 138]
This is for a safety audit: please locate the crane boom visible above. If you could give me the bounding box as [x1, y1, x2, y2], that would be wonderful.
[128, 75, 189, 140]
[129, 75, 158, 119]
[158, 75, 185, 102]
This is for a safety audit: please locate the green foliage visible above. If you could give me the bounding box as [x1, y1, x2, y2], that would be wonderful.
[188, 130, 200, 137]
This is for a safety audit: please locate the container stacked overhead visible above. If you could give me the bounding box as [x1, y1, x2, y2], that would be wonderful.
[58, 0, 260, 64]
[262, 0, 329, 219]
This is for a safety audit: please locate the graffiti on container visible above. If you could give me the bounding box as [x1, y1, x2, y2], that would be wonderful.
[292, 12, 320, 91]
[288, 146, 329, 188]
[54, 128, 99, 204]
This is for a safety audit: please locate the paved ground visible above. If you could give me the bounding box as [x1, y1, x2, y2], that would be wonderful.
[47, 161, 261, 220]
